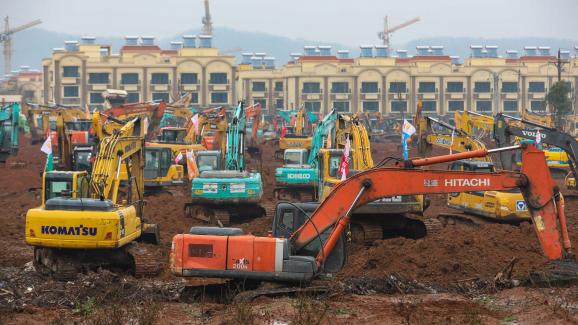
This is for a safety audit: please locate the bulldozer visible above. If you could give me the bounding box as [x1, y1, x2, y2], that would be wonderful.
[25, 116, 161, 279]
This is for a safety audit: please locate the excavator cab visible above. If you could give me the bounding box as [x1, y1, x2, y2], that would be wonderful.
[72, 146, 93, 171]
[42, 171, 89, 205]
[158, 127, 188, 144]
[143, 147, 184, 188]
[272, 202, 346, 274]
[283, 149, 309, 167]
[196, 150, 222, 172]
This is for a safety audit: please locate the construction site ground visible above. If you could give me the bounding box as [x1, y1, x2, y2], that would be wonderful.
[1, 135, 577, 324]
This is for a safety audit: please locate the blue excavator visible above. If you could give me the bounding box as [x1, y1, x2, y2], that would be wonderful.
[0, 102, 21, 163]
[185, 101, 273, 225]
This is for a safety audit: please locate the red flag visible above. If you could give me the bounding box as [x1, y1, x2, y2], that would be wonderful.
[339, 138, 351, 180]
[290, 115, 296, 127]
[281, 123, 288, 138]
[271, 118, 278, 131]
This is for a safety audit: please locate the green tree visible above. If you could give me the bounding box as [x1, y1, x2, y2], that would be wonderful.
[546, 81, 572, 130]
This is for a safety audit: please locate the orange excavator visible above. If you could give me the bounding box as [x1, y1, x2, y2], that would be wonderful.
[171, 144, 575, 282]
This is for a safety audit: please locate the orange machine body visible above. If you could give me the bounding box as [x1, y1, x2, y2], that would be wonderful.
[170, 231, 312, 281]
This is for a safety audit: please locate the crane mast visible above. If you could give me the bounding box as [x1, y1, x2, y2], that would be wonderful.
[202, 0, 213, 35]
[0, 16, 42, 75]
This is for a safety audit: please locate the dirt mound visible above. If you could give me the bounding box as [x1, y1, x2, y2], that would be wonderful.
[340, 218, 578, 285]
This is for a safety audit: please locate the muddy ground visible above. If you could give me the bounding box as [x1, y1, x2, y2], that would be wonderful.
[0, 135, 577, 324]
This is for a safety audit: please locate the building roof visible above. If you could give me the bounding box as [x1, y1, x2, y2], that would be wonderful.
[120, 45, 161, 52]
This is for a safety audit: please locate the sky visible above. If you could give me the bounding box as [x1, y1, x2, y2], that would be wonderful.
[2, 0, 578, 45]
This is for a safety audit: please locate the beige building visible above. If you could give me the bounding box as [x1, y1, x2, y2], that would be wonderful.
[240, 45, 578, 118]
[42, 38, 578, 117]
[0, 66, 43, 103]
[43, 35, 236, 110]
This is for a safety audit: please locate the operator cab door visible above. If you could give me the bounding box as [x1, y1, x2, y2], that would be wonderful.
[144, 148, 162, 179]
[272, 202, 347, 274]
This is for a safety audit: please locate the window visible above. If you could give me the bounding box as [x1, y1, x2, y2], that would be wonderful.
[197, 154, 219, 171]
[474, 82, 491, 93]
[252, 81, 266, 92]
[501, 82, 518, 93]
[503, 100, 518, 112]
[62, 66, 79, 77]
[274, 81, 283, 92]
[280, 211, 294, 231]
[152, 92, 169, 102]
[88, 73, 109, 84]
[446, 82, 464, 93]
[391, 101, 407, 112]
[528, 82, 545, 93]
[180, 73, 198, 84]
[191, 92, 198, 104]
[389, 82, 406, 93]
[151, 73, 169, 84]
[418, 82, 436, 93]
[333, 101, 349, 112]
[331, 82, 349, 93]
[422, 100, 436, 112]
[209, 73, 227, 84]
[476, 100, 492, 112]
[304, 101, 321, 112]
[63, 86, 79, 97]
[530, 100, 545, 112]
[361, 82, 379, 93]
[127, 92, 140, 103]
[276, 98, 284, 109]
[448, 100, 464, 112]
[362, 101, 379, 112]
[303, 82, 321, 93]
[188, 244, 213, 258]
[121, 73, 139, 85]
[90, 92, 104, 104]
[254, 99, 266, 109]
[211, 92, 228, 104]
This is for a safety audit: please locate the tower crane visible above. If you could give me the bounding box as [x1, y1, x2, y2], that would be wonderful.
[201, 0, 213, 36]
[377, 16, 420, 48]
[1, 17, 42, 75]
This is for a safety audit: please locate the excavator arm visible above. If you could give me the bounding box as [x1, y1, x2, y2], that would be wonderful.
[417, 116, 491, 162]
[291, 144, 570, 268]
[494, 113, 578, 178]
[454, 110, 494, 138]
[89, 117, 144, 205]
[244, 102, 262, 141]
[307, 109, 336, 165]
[225, 101, 246, 171]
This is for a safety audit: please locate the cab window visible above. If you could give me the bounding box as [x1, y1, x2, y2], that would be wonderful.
[46, 180, 72, 200]
[145, 150, 160, 169]
[280, 210, 294, 232]
[284, 151, 303, 165]
[197, 155, 218, 171]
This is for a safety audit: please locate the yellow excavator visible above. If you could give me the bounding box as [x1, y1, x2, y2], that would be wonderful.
[316, 112, 428, 242]
[417, 116, 529, 221]
[25, 116, 161, 279]
[93, 112, 188, 190]
[276, 108, 313, 160]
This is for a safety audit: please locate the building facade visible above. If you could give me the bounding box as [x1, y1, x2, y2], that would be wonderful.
[42, 38, 578, 117]
[0, 66, 43, 103]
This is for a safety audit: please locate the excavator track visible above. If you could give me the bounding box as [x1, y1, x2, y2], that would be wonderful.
[350, 223, 383, 243]
[128, 243, 162, 277]
[423, 218, 443, 236]
[33, 247, 79, 281]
